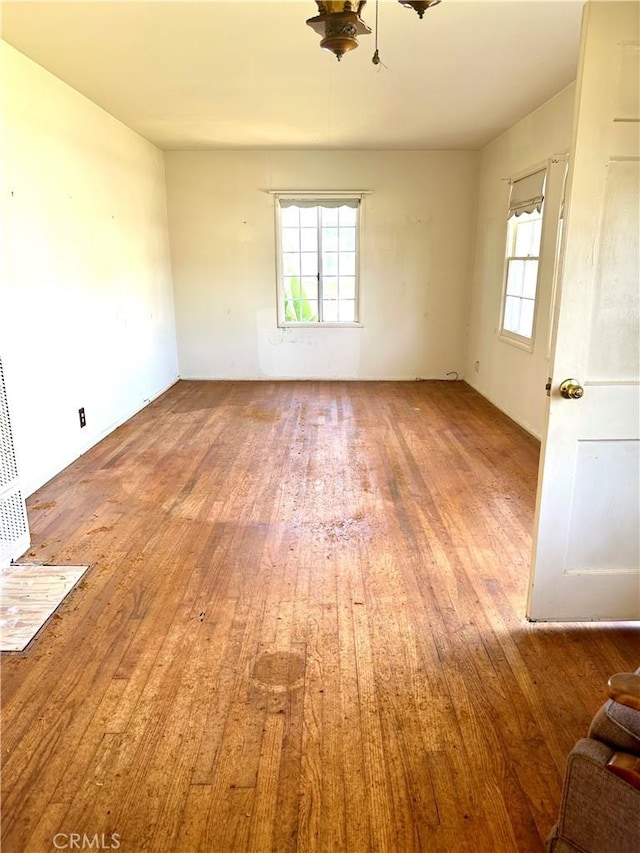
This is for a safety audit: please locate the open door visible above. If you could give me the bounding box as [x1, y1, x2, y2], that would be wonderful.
[528, 1, 639, 621]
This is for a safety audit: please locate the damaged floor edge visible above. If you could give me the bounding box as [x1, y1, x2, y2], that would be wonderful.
[0, 563, 89, 652]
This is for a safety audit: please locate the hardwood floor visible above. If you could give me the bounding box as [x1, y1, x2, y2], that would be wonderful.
[1, 380, 638, 853]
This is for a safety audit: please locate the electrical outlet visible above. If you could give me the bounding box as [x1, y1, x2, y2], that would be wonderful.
[474, 361, 480, 373]
[79, 407, 86, 428]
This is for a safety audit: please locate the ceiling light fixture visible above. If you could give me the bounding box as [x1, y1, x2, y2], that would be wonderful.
[306, 2, 371, 62]
[306, 0, 441, 61]
[398, 1, 441, 20]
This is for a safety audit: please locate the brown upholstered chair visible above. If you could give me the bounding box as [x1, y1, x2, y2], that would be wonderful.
[547, 671, 640, 853]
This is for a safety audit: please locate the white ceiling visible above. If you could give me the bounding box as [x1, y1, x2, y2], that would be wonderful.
[1, 1, 584, 151]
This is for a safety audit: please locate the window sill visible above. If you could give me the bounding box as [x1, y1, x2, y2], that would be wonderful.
[278, 322, 363, 329]
[497, 330, 534, 353]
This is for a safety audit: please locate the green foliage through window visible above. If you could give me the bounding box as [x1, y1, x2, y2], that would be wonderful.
[284, 277, 318, 322]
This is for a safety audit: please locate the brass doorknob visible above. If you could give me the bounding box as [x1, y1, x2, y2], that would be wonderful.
[559, 379, 584, 399]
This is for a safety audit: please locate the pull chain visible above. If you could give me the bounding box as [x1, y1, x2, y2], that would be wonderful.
[372, 0, 387, 68]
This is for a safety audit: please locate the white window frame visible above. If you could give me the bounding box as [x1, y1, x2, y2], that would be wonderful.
[498, 165, 547, 352]
[272, 191, 366, 328]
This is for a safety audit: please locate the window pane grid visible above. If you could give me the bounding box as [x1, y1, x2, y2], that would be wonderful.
[501, 203, 544, 341]
[280, 201, 359, 324]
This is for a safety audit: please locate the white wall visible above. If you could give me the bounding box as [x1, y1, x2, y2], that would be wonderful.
[165, 150, 477, 380]
[465, 85, 576, 438]
[1, 42, 178, 496]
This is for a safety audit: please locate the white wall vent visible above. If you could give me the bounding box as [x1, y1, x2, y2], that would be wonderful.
[0, 356, 30, 568]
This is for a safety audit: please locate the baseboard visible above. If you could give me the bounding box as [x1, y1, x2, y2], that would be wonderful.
[463, 380, 542, 440]
[78, 377, 179, 456]
[177, 375, 462, 382]
[23, 377, 179, 498]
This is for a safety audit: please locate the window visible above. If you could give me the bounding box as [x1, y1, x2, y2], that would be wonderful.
[500, 169, 546, 343]
[275, 195, 362, 326]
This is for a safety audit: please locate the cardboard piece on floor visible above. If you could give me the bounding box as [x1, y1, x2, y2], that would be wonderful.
[0, 563, 89, 651]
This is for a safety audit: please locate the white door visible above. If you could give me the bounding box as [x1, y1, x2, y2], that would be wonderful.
[528, 1, 640, 621]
